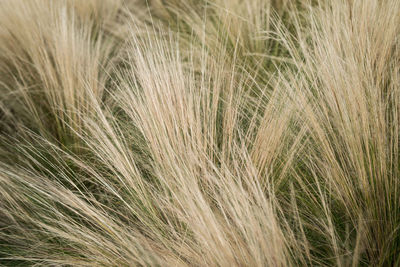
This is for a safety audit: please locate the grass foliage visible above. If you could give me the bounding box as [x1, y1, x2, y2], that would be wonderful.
[0, 0, 399, 266]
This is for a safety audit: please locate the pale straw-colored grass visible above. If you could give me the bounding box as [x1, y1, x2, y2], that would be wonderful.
[0, 0, 399, 266]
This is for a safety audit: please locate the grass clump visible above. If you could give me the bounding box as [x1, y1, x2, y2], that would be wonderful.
[0, 0, 399, 266]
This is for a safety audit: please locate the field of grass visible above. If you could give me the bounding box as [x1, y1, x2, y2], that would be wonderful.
[0, 0, 399, 266]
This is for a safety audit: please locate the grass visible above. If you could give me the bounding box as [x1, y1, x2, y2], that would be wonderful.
[0, 0, 399, 266]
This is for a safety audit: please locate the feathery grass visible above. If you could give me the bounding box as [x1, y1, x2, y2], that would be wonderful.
[0, 0, 399, 266]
